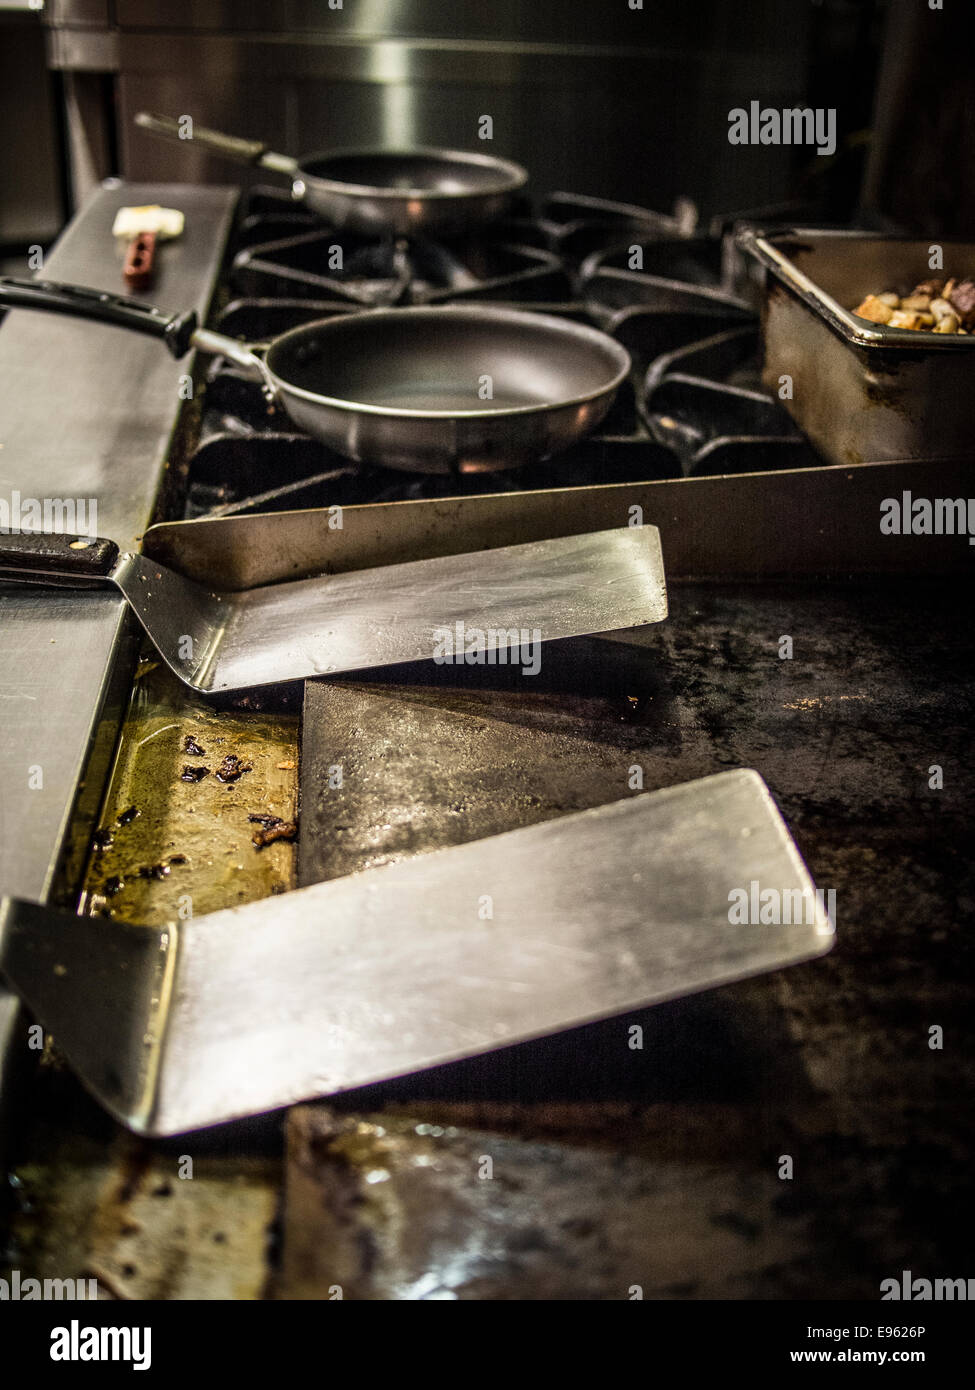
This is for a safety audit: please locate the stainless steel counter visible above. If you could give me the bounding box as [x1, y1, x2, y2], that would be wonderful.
[0, 180, 237, 1124]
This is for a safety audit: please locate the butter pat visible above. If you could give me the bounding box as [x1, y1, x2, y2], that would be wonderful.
[112, 205, 185, 240]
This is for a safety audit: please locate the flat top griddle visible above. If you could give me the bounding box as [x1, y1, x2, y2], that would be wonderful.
[6, 575, 973, 1296]
[285, 576, 974, 1299]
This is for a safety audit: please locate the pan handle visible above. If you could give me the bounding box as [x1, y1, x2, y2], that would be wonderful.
[0, 277, 198, 357]
[135, 112, 299, 176]
[0, 276, 273, 388]
[0, 531, 119, 585]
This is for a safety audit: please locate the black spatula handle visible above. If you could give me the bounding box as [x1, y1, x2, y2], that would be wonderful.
[0, 277, 198, 358]
[0, 531, 119, 582]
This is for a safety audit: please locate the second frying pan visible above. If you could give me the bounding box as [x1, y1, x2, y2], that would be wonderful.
[135, 112, 528, 238]
[0, 278, 630, 474]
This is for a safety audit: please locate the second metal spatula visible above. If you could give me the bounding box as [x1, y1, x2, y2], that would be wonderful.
[0, 770, 833, 1136]
[0, 526, 667, 693]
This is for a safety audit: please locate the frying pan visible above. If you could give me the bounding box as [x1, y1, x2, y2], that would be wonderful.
[0, 278, 630, 474]
[134, 112, 528, 238]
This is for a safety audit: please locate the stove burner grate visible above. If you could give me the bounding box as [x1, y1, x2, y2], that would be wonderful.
[183, 189, 821, 517]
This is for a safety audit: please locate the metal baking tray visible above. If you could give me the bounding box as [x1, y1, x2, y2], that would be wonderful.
[738, 228, 975, 467]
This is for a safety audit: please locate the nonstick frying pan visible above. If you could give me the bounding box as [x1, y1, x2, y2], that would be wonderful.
[135, 112, 529, 238]
[0, 278, 630, 474]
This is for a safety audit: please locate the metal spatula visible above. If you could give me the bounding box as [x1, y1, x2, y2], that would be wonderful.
[0, 526, 667, 693]
[0, 770, 833, 1136]
[0, 522, 664, 692]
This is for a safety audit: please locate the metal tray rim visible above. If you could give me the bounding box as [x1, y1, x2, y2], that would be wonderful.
[738, 226, 975, 352]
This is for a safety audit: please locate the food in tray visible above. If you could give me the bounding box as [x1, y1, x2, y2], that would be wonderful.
[852, 277, 975, 334]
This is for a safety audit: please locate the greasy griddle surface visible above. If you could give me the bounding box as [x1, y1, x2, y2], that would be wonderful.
[288, 578, 975, 1299]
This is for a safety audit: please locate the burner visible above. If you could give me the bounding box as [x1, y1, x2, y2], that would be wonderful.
[232, 227, 571, 306]
[233, 230, 414, 304]
[535, 192, 698, 262]
[640, 325, 817, 476]
[183, 188, 824, 517]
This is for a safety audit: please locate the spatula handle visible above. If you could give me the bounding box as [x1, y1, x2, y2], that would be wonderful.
[0, 531, 119, 583]
[0, 277, 198, 357]
[123, 231, 158, 291]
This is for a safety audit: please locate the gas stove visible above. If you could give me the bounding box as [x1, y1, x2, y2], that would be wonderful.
[183, 185, 817, 524]
[151, 184, 968, 597]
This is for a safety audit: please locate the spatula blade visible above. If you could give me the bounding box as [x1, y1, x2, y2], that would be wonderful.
[112, 526, 668, 693]
[0, 770, 832, 1136]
